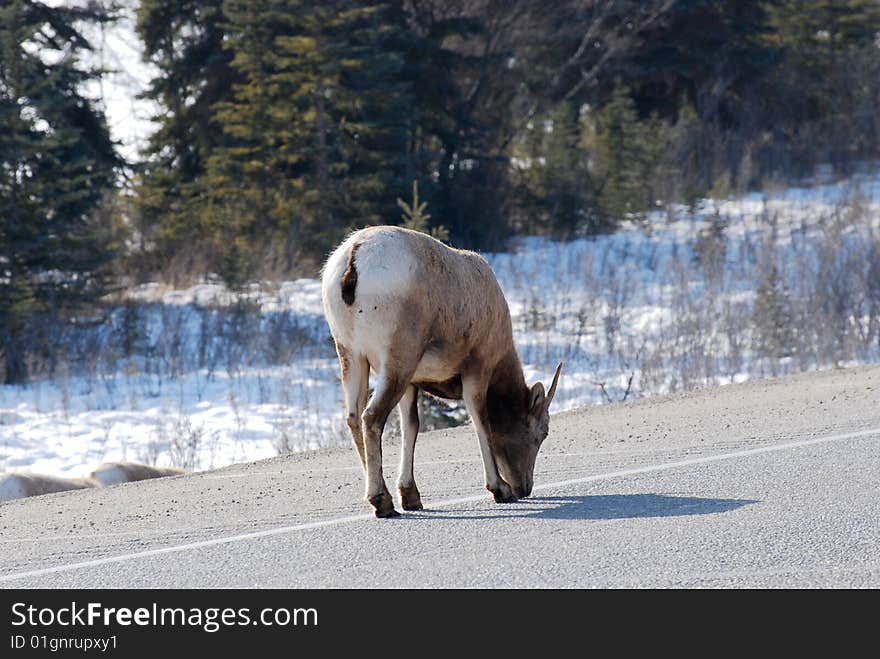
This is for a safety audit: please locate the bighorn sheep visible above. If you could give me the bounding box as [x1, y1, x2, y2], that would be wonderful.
[322, 226, 562, 517]
[0, 473, 99, 502]
[89, 461, 187, 486]
[0, 462, 187, 503]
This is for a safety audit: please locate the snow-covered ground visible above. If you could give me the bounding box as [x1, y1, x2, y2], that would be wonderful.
[3, 168, 880, 479]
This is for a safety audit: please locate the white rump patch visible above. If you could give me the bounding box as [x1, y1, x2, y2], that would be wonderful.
[349, 229, 418, 300]
[322, 227, 420, 353]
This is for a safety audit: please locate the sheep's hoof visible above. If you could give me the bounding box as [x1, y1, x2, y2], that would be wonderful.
[399, 484, 423, 511]
[489, 482, 518, 504]
[376, 508, 401, 518]
[368, 492, 400, 518]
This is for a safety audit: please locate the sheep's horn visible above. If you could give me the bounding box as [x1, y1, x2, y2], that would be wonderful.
[545, 362, 563, 408]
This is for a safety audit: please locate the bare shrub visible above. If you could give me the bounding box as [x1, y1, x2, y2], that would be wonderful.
[168, 415, 204, 470]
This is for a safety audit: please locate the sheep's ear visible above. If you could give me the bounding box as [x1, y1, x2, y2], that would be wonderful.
[529, 382, 546, 415]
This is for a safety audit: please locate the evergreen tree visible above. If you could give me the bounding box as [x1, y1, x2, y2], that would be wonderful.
[0, 0, 119, 384]
[614, 1, 780, 191]
[323, 1, 412, 240]
[201, 0, 412, 282]
[398, 180, 448, 241]
[514, 102, 593, 236]
[400, 8, 514, 249]
[198, 0, 293, 284]
[134, 0, 234, 273]
[752, 264, 793, 363]
[767, 0, 880, 170]
[589, 84, 663, 223]
[272, 0, 412, 253]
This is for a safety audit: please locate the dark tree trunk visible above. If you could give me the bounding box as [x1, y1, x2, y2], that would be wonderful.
[3, 331, 28, 385]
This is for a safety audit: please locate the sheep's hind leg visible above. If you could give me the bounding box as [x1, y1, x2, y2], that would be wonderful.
[362, 369, 412, 518]
[337, 344, 369, 469]
[396, 384, 423, 510]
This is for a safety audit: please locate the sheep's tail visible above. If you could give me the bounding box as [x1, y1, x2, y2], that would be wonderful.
[341, 241, 360, 306]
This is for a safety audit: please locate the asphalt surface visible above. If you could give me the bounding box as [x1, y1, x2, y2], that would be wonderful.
[1, 366, 879, 588]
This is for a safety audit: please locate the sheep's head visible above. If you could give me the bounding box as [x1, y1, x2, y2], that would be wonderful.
[492, 362, 562, 498]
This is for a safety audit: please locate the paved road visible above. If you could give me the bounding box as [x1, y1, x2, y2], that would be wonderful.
[1, 366, 879, 588]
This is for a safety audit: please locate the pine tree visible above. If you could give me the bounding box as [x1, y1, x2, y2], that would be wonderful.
[590, 84, 659, 224]
[201, 0, 413, 282]
[401, 9, 514, 250]
[752, 264, 793, 362]
[0, 0, 119, 384]
[134, 0, 234, 273]
[197, 0, 294, 284]
[514, 102, 592, 236]
[398, 180, 448, 242]
[768, 0, 880, 170]
[320, 1, 412, 240]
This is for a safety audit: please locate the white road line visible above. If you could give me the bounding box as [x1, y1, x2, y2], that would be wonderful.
[199, 447, 684, 480]
[199, 457, 479, 479]
[1, 426, 877, 583]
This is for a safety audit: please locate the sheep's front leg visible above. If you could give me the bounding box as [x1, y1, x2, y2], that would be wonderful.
[461, 376, 516, 503]
[396, 384, 423, 510]
[361, 371, 409, 518]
